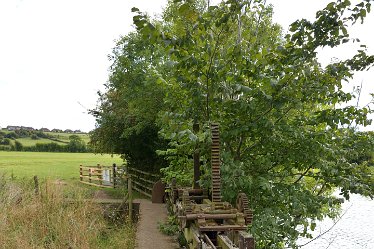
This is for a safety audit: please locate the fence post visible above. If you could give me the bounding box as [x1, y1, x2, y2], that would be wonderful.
[89, 168, 92, 183]
[112, 163, 117, 188]
[128, 177, 133, 222]
[33, 175, 39, 195]
[80, 165, 83, 181]
[97, 164, 102, 186]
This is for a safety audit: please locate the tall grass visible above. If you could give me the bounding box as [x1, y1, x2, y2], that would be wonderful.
[0, 175, 135, 249]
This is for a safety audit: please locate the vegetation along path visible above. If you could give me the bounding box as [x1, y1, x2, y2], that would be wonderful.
[135, 199, 178, 249]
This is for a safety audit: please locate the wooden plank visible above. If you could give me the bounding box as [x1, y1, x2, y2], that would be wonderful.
[79, 181, 113, 188]
[217, 235, 238, 249]
[182, 213, 237, 220]
[132, 180, 153, 192]
[128, 167, 159, 178]
[129, 173, 155, 185]
[80, 166, 112, 170]
[203, 234, 217, 249]
[238, 231, 255, 249]
[81, 174, 103, 177]
[199, 225, 247, 232]
[132, 185, 152, 198]
[80, 176, 106, 182]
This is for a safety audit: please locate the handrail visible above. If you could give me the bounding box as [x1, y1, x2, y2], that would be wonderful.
[128, 167, 159, 178]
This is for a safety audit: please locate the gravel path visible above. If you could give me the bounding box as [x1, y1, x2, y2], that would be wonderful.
[135, 199, 179, 249]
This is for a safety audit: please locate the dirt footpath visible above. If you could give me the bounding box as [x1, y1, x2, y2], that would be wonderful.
[135, 199, 179, 249]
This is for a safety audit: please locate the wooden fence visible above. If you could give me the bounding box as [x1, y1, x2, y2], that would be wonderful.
[127, 167, 160, 198]
[79, 164, 164, 203]
[80, 164, 119, 188]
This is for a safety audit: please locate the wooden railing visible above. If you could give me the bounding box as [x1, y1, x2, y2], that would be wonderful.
[80, 164, 119, 188]
[127, 167, 160, 198]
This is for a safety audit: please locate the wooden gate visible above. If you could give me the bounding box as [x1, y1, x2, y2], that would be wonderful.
[79, 164, 119, 188]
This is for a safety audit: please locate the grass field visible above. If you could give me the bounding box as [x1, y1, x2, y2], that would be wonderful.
[0, 151, 124, 181]
[45, 131, 90, 143]
[16, 137, 67, 146]
[0, 128, 90, 147]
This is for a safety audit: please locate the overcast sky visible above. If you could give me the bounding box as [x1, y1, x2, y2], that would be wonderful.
[0, 0, 373, 132]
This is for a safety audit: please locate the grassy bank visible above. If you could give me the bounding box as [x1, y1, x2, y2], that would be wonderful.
[0, 176, 135, 249]
[0, 151, 123, 181]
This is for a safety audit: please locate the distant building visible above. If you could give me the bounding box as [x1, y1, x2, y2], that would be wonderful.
[7, 126, 21, 131]
[21, 126, 35, 131]
[39, 128, 50, 132]
[74, 130, 82, 133]
[64, 129, 73, 133]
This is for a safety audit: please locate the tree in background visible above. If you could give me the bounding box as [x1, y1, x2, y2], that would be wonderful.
[92, 0, 374, 247]
[89, 32, 168, 172]
[67, 135, 87, 153]
[13, 140, 23, 151]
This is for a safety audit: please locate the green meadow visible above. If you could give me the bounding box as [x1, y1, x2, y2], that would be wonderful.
[0, 151, 123, 181]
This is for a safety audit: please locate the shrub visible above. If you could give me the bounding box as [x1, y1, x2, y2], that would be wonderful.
[0, 138, 11, 145]
[5, 132, 18, 139]
[30, 134, 39, 140]
[14, 141, 23, 151]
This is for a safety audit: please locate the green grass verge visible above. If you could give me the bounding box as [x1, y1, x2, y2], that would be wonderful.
[0, 151, 123, 181]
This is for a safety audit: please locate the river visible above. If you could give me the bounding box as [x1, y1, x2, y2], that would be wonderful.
[297, 194, 374, 248]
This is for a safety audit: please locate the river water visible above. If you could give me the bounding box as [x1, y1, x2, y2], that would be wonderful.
[297, 194, 374, 249]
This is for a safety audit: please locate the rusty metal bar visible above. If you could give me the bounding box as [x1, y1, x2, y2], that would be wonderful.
[181, 213, 238, 220]
[199, 225, 247, 231]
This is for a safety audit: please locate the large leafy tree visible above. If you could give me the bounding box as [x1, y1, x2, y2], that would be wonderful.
[93, 0, 374, 247]
[89, 32, 168, 172]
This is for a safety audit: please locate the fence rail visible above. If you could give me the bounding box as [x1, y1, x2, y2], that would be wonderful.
[79, 164, 164, 203]
[127, 167, 160, 198]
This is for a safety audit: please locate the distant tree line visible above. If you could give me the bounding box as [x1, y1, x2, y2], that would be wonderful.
[0, 131, 90, 153]
[0, 130, 51, 140]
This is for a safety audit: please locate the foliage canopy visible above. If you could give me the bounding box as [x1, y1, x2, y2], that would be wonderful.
[91, 0, 374, 247]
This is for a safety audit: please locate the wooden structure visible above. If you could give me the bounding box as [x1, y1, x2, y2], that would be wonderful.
[80, 164, 118, 188]
[127, 167, 162, 200]
[168, 124, 255, 249]
[80, 163, 164, 203]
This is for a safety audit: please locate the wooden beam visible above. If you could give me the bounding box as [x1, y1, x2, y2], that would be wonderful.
[217, 235, 238, 249]
[79, 181, 113, 188]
